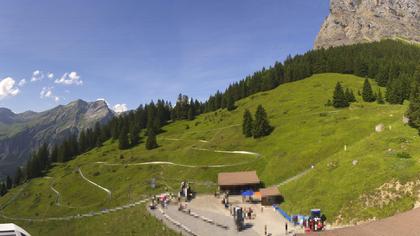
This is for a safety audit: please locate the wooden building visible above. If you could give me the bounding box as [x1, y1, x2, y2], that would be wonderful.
[217, 171, 260, 194]
[260, 186, 283, 205]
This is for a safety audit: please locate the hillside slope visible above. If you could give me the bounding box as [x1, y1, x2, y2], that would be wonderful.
[1, 73, 419, 235]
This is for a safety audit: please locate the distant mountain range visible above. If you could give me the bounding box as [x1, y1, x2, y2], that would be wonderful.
[315, 0, 419, 49]
[0, 99, 115, 178]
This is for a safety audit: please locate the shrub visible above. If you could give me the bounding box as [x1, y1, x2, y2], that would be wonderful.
[325, 99, 332, 107]
[396, 152, 411, 159]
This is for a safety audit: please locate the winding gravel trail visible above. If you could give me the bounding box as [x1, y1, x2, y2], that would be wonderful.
[78, 167, 112, 199]
[95, 158, 257, 168]
[94, 144, 261, 168]
[191, 147, 260, 157]
[49, 178, 106, 209]
[50, 185, 61, 206]
[276, 168, 312, 187]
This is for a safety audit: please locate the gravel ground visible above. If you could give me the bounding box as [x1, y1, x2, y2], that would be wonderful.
[148, 194, 297, 236]
[302, 207, 420, 236]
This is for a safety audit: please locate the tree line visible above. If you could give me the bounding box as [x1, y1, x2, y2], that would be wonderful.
[203, 40, 420, 113]
[5, 39, 420, 193]
[406, 66, 420, 132]
[331, 78, 387, 108]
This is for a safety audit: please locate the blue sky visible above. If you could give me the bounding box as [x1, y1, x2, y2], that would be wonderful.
[0, 0, 329, 113]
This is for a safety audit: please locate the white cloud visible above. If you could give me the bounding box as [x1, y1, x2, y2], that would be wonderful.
[40, 86, 60, 102]
[31, 70, 44, 82]
[47, 73, 54, 79]
[113, 104, 128, 113]
[18, 79, 27, 87]
[0, 77, 20, 100]
[55, 71, 83, 85]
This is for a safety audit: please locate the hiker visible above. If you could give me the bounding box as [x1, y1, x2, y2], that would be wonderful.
[264, 225, 267, 235]
[184, 187, 188, 200]
[248, 207, 252, 219]
[285, 222, 288, 235]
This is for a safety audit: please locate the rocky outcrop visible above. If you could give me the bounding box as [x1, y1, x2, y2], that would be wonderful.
[315, 0, 420, 49]
[0, 100, 115, 178]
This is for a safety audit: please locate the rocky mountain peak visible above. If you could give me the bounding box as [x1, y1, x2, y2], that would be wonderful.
[67, 99, 88, 108]
[0, 107, 14, 115]
[0, 99, 115, 178]
[315, 0, 420, 49]
[0, 108, 17, 124]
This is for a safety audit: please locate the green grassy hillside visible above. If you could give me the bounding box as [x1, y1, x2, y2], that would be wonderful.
[1, 73, 420, 235]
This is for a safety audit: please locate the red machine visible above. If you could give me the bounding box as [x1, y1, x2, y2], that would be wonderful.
[303, 209, 326, 232]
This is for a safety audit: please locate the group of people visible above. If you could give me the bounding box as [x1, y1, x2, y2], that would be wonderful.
[303, 216, 325, 232]
[150, 194, 172, 209]
[230, 206, 254, 220]
[179, 181, 193, 202]
[149, 180, 195, 210]
[221, 192, 230, 208]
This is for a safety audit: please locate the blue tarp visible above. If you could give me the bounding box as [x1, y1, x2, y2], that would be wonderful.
[241, 190, 254, 196]
[273, 205, 292, 222]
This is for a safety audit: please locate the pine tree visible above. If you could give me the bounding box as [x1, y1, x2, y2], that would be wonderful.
[5, 176, 12, 190]
[145, 129, 158, 150]
[0, 182, 6, 196]
[37, 143, 50, 171]
[28, 153, 42, 178]
[386, 79, 406, 104]
[130, 125, 140, 146]
[242, 109, 254, 137]
[332, 82, 349, 108]
[350, 90, 356, 102]
[50, 144, 58, 163]
[68, 134, 79, 158]
[362, 79, 375, 102]
[58, 141, 70, 163]
[118, 126, 130, 150]
[111, 123, 120, 140]
[407, 82, 420, 129]
[79, 130, 87, 153]
[226, 95, 235, 111]
[376, 89, 385, 104]
[93, 122, 102, 146]
[25, 158, 33, 179]
[344, 88, 356, 103]
[187, 106, 194, 120]
[14, 167, 22, 186]
[253, 105, 273, 138]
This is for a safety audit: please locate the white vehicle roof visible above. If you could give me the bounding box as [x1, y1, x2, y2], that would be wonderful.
[0, 223, 31, 236]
